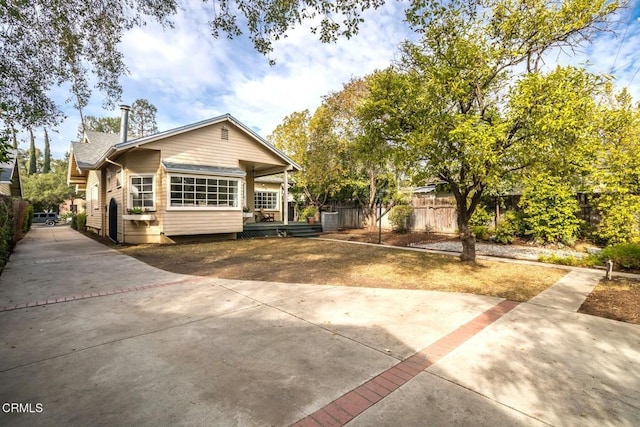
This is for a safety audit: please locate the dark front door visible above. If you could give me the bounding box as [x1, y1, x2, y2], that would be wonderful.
[108, 198, 118, 243]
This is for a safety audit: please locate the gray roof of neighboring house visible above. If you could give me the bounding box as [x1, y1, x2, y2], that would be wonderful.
[161, 161, 246, 177]
[71, 132, 121, 168]
[0, 149, 18, 183]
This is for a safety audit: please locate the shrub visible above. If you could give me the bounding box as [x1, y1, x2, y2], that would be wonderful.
[0, 196, 16, 270]
[593, 193, 640, 245]
[597, 243, 640, 270]
[388, 205, 414, 233]
[537, 254, 599, 268]
[494, 212, 517, 244]
[76, 213, 87, 231]
[23, 204, 33, 233]
[472, 225, 491, 241]
[519, 173, 583, 245]
[470, 205, 493, 227]
[300, 206, 317, 220]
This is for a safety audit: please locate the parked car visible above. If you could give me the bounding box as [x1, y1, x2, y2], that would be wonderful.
[33, 212, 59, 226]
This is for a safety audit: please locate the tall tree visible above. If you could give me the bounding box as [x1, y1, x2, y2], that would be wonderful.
[362, 0, 616, 261]
[129, 99, 159, 138]
[43, 129, 51, 173]
[0, 0, 176, 131]
[77, 116, 121, 139]
[28, 129, 37, 175]
[270, 75, 403, 227]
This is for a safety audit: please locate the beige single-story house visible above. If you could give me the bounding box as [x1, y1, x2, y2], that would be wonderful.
[0, 149, 22, 197]
[67, 108, 300, 243]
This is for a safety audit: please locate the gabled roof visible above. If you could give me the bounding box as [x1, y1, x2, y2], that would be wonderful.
[0, 149, 19, 183]
[71, 132, 121, 169]
[71, 113, 300, 172]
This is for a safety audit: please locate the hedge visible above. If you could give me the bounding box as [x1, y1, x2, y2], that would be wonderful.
[0, 196, 30, 273]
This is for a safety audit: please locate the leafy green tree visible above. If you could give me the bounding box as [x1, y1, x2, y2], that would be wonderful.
[0, 0, 176, 131]
[21, 157, 78, 212]
[591, 88, 640, 244]
[77, 116, 121, 139]
[43, 129, 51, 173]
[361, 0, 616, 261]
[130, 99, 159, 138]
[269, 109, 347, 211]
[270, 75, 401, 227]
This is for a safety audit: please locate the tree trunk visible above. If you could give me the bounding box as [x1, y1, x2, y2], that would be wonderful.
[456, 202, 476, 263]
[460, 231, 476, 262]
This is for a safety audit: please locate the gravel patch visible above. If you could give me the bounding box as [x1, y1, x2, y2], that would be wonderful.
[409, 241, 587, 260]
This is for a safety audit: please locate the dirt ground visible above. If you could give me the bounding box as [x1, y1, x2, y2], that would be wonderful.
[321, 229, 455, 246]
[579, 277, 640, 325]
[80, 228, 640, 324]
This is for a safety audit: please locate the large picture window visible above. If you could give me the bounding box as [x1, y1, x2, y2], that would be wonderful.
[255, 191, 278, 210]
[169, 175, 240, 208]
[130, 175, 155, 210]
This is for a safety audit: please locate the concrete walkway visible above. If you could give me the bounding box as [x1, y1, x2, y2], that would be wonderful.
[0, 226, 639, 426]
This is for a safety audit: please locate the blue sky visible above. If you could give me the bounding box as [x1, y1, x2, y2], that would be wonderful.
[31, 1, 640, 160]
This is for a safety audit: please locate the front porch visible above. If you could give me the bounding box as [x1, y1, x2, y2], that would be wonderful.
[239, 222, 322, 238]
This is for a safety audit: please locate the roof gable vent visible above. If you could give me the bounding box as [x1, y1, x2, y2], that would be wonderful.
[221, 126, 229, 140]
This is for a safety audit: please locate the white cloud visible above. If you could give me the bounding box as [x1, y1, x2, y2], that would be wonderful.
[35, 2, 640, 160]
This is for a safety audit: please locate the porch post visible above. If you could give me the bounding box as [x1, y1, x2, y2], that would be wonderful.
[283, 167, 289, 225]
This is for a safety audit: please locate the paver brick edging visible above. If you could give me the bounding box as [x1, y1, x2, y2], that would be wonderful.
[0, 277, 203, 312]
[292, 300, 520, 427]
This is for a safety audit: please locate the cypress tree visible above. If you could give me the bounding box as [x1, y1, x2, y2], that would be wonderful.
[43, 129, 51, 173]
[28, 128, 37, 175]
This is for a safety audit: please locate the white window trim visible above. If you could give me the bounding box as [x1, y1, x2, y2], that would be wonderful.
[254, 189, 280, 211]
[166, 173, 243, 211]
[128, 174, 157, 211]
[115, 169, 122, 189]
[91, 184, 99, 213]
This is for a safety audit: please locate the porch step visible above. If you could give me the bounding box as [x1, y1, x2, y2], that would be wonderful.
[239, 222, 322, 239]
[292, 232, 320, 238]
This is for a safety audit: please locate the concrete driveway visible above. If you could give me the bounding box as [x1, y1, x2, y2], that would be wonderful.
[0, 226, 639, 426]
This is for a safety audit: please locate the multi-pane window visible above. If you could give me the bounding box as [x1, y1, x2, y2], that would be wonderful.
[169, 175, 239, 208]
[255, 191, 278, 210]
[130, 176, 155, 209]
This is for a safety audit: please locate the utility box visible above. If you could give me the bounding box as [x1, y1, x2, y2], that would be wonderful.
[321, 212, 339, 232]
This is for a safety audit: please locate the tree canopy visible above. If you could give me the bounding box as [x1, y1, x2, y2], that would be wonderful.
[359, 0, 620, 260]
[269, 74, 403, 226]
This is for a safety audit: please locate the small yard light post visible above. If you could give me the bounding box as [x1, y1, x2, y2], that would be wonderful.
[378, 190, 383, 244]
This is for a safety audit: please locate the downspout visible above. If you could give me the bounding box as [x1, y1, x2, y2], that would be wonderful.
[283, 166, 289, 225]
[117, 104, 130, 243]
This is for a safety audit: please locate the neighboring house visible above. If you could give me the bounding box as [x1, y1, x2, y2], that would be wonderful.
[67, 108, 300, 243]
[0, 149, 22, 197]
[59, 198, 85, 216]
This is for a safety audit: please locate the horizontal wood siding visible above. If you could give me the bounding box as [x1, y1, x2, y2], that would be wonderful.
[163, 210, 242, 236]
[86, 170, 102, 231]
[121, 150, 163, 241]
[0, 183, 10, 196]
[104, 164, 124, 241]
[144, 122, 286, 167]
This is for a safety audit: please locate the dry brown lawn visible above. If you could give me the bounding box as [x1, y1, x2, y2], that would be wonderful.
[119, 238, 565, 302]
[579, 277, 640, 324]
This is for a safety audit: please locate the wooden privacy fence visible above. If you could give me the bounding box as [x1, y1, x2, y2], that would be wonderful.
[330, 197, 458, 233]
